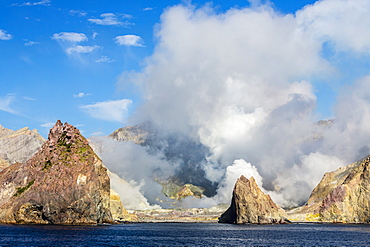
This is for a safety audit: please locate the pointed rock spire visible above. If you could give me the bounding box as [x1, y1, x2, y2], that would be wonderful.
[219, 175, 289, 224]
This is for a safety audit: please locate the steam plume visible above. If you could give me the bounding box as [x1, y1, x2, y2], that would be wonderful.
[111, 0, 370, 207]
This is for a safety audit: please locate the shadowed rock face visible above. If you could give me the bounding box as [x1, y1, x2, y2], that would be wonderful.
[219, 175, 289, 224]
[0, 120, 112, 225]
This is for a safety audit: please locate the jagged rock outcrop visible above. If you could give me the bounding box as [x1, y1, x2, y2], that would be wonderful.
[219, 175, 289, 224]
[289, 155, 370, 223]
[0, 120, 112, 225]
[159, 178, 205, 200]
[0, 124, 45, 168]
[109, 122, 152, 145]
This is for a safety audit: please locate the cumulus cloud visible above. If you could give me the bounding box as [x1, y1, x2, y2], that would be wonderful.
[52, 32, 87, 42]
[80, 99, 132, 123]
[117, 1, 370, 207]
[296, 0, 370, 53]
[0, 30, 13, 40]
[115, 35, 145, 47]
[88, 13, 132, 26]
[66, 45, 100, 54]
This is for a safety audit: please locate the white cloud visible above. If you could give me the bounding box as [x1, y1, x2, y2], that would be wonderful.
[40, 122, 55, 128]
[23, 96, 36, 100]
[24, 41, 40, 46]
[52, 32, 88, 42]
[66, 45, 100, 54]
[115, 35, 144, 47]
[80, 99, 132, 122]
[88, 13, 131, 26]
[69, 10, 87, 17]
[0, 95, 18, 115]
[296, 0, 370, 53]
[96, 55, 115, 63]
[12, 0, 50, 6]
[143, 7, 153, 11]
[0, 30, 13, 40]
[91, 131, 104, 136]
[73, 92, 92, 98]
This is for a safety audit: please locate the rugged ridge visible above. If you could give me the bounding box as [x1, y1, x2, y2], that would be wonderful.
[289, 155, 370, 223]
[0, 120, 112, 225]
[219, 175, 289, 224]
[0, 125, 45, 168]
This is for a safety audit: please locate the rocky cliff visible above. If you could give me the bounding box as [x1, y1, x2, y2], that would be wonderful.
[219, 175, 289, 224]
[289, 155, 370, 223]
[0, 124, 45, 168]
[0, 120, 112, 225]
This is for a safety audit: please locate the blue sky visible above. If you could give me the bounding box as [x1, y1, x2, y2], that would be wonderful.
[0, 0, 368, 138]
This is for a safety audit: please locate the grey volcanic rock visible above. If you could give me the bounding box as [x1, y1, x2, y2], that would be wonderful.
[219, 175, 289, 224]
[109, 122, 152, 144]
[0, 124, 45, 168]
[0, 120, 112, 225]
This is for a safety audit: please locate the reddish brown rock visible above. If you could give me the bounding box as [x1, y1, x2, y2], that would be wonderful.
[0, 120, 112, 225]
[219, 175, 289, 224]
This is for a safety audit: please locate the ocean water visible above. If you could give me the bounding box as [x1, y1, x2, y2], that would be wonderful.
[0, 223, 369, 246]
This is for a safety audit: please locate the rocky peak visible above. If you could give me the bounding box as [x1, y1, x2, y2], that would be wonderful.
[0, 124, 45, 167]
[0, 120, 112, 225]
[219, 175, 289, 224]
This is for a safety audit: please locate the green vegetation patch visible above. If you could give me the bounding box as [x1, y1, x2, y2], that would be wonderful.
[42, 160, 52, 171]
[57, 132, 72, 152]
[14, 179, 35, 197]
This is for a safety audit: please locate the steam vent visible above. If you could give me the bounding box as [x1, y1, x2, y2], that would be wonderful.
[219, 175, 289, 224]
[0, 120, 112, 225]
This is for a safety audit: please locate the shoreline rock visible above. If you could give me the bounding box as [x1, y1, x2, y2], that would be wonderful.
[219, 175, 290, 224]
[0, 120, 112, 225]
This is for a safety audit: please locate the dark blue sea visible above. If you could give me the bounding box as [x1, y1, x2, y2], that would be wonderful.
[0, 223, 369, 246]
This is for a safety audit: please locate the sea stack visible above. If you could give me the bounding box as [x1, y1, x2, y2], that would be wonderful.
[219, 175, 289, 224]
[0, 120, 112, 225]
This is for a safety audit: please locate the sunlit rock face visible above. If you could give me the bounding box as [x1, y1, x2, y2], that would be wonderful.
[219, 175, 289, 224]
[0, 120, 112, 225]
[288, 155, 370, 223]
[312, 155, 370, 223]
[110, 189, 137, 222]
[0, 124, 45, 168]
